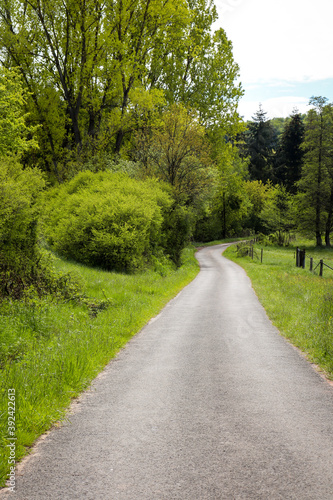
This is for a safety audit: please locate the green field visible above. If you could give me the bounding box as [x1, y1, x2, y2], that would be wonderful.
[225, 240, 333, 381]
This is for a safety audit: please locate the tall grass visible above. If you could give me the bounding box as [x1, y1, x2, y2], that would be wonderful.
[225, 241, 333, 380]
[0, 247, 199, 485]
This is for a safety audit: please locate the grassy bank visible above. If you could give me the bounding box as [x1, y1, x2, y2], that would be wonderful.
[0, 247, 199, 485]
[225, 241, 333, 380]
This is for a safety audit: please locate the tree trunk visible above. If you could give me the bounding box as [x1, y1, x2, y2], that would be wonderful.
[115, 129, 124, 154]
[325, 184, 333, 246]
[316, 115, 324, 247]
[222, 192, 226, 239]
[316, 232, 323, 246]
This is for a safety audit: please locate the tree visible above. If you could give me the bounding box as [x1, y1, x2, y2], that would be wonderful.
[142, 103, 213, 204]
[276, 109, 305, 193]
[242, 104, 277, 182]
[0, 67, 38, 157]
[0, 66, 44, 297]
[149, 0, 244, 135]
[260, 185, 294, 244]
[322, 104, 333, 246]
[243, 180, 272, 234]
[212, 141, 249, 238]
[297, 97, 330, 246]
[0, 0, 189, 178]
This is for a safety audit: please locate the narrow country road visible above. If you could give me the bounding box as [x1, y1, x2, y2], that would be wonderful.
[2, 244, 333, 499]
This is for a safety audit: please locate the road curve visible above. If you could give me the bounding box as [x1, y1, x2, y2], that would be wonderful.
[2, 244, 333, 499]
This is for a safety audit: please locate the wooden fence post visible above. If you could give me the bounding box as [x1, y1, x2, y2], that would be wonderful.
[310, 257, 313, 272]
[320, 260, 324, 277]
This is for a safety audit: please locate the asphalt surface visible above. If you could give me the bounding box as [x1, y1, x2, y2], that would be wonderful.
[2, 244, 333, 499]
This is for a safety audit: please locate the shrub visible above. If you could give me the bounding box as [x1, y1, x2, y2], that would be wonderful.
[42, 172, 175, 271]
[0, 158, 45, 298]
[161, 204, 193, 266]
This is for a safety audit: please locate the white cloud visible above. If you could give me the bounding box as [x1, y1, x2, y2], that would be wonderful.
[214, 0, 333, 84]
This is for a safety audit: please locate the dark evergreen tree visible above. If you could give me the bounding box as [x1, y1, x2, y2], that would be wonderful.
[276, 109, 305, 193]
[242, 104, 277, 182]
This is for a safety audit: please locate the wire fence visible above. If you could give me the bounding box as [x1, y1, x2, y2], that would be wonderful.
[295, 248, 333, 277]
[237, 242, 333, 278]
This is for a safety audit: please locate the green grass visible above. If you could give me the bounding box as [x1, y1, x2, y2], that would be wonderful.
[225, 240, 333, 381]
[0, 247, 199, 486]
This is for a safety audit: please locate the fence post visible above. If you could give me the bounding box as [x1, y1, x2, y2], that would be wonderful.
[320, 260, 324, 277]
[310, 257, 313, 272]
[296, 247, 299, 267]
[301, 250, 306, 269]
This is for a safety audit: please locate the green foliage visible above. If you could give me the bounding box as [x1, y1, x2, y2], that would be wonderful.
[241, 104, 278, 182]
[215, 142, 250, 238]
[276, 110, 305, 192]
[42, 171, 190, 270]
[0, 67, 38, 157]
[0, 158, 45, 298]
[236, 241, 258, 258]
[162, 204, 193, 266]
[136, 103, 214, 203]
[260, 184, 295, 239]
[297, 97, 333, 246]
[243, 180, 271, 233]
[0, 0, 244, 179]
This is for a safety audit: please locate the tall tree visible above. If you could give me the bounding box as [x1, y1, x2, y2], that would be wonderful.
[147, 0, 244, 136]
[242, 104, 277, 182]
[0, 0, 189, 178]
[275, 109, 305, 193]
[297, 96, 330, 246]
[0, 67, 38, 157]
[142, 103, 213, 204]
[260, 184, 294, 244]
[322, 103, 333, 246]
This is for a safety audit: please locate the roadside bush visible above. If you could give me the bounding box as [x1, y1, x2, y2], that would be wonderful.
[162, 203, 193, 266]
[0, 158, 45, 298]
[42, 172, 177, 271]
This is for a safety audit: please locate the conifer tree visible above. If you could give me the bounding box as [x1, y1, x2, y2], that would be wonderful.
[278, 109, 305, 193]
[243, 104, 277, 182]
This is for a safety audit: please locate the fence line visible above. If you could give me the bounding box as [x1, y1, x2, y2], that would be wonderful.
[295, 248, 333, 277]
[236, 237, 264, 263]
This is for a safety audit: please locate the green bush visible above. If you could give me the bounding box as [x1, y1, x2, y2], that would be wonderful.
[162, 204, 193, 266]
[42, 172, 176, 271]
[0, 158, 45, 298]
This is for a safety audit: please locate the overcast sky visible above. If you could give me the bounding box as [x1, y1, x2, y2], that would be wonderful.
[213, 0, 333, 120]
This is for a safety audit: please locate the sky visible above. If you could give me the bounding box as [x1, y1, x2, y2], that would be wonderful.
[213, 0, 333, 120]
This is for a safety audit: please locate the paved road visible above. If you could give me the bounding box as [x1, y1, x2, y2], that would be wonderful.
[2, 244, 333, 499]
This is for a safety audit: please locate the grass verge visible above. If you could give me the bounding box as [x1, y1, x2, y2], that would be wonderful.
[225, 241, 333, 381]
[0, 246, 199, 486]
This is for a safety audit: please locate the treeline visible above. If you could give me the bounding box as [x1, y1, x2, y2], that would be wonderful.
[1, 0, 332, 303]
[234, 98, 333, 248]
[0, 0, 242, 180]
[0, 0, 245, 299]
